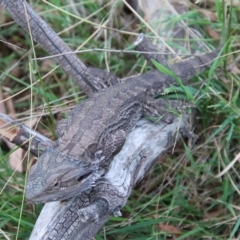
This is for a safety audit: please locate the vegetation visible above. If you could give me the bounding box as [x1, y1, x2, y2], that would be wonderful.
[0, 0, 240, 239]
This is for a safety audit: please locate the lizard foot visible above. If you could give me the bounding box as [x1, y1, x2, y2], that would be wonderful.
[112, 205, 122, 217]
[77, 197, 110, 223]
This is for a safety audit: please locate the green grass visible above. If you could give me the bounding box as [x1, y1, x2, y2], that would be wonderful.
[0, 0, 240, 239]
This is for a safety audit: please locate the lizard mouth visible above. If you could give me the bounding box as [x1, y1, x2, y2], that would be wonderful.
[29, 171, 96, 203]
[58, 170, 95, 189]
[26, 168, 102, 203]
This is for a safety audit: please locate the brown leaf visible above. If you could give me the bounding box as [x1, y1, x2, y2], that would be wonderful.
[40, 59, 55, 72]
[197, 8, 218, 22]
[0, 90, 39, 172]
[230, 65, 240, 75]
[159, 223, 181, 236]
[8, 147, 24, 172]
[204, 26, 221, 40]
[203, 209, 223, 221]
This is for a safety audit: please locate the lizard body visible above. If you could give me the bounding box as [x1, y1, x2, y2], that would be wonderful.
[26, 46, 220, 203]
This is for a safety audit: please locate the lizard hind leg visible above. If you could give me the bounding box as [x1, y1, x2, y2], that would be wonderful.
[143, 97, 194, 124]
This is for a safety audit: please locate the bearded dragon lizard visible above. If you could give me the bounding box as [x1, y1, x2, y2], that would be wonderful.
[25, 42, 220, 202]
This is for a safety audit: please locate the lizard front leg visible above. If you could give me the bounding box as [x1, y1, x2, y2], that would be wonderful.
[143, 97, 194, 124]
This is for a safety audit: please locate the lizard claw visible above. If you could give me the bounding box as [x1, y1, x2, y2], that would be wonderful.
[113, 210, 122, 217]
[112, 205, 122, 217]
[78, 207, 99, 223]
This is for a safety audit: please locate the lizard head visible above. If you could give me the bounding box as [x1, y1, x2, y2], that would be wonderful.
[25, 149, 102, 203]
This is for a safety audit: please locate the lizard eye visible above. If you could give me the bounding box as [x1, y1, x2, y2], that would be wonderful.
[53, 181, 59, 188]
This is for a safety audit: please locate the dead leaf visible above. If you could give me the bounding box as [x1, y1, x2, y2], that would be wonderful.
[0, 89, 39, 172]
[8, 117, 39, 172]
[197, 8, 218, 22]
[203, 209, 223, 221]
[204, 26, 221, 40]
[40, 59, 55, 72]
[4, 93, 15, 118]
[159, 223, 181, 236]
[8, 146, 24, 172]
[230, 65, 240, 75]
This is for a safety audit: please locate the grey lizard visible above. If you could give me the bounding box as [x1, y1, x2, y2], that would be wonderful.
[25, 40, 221, 203]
